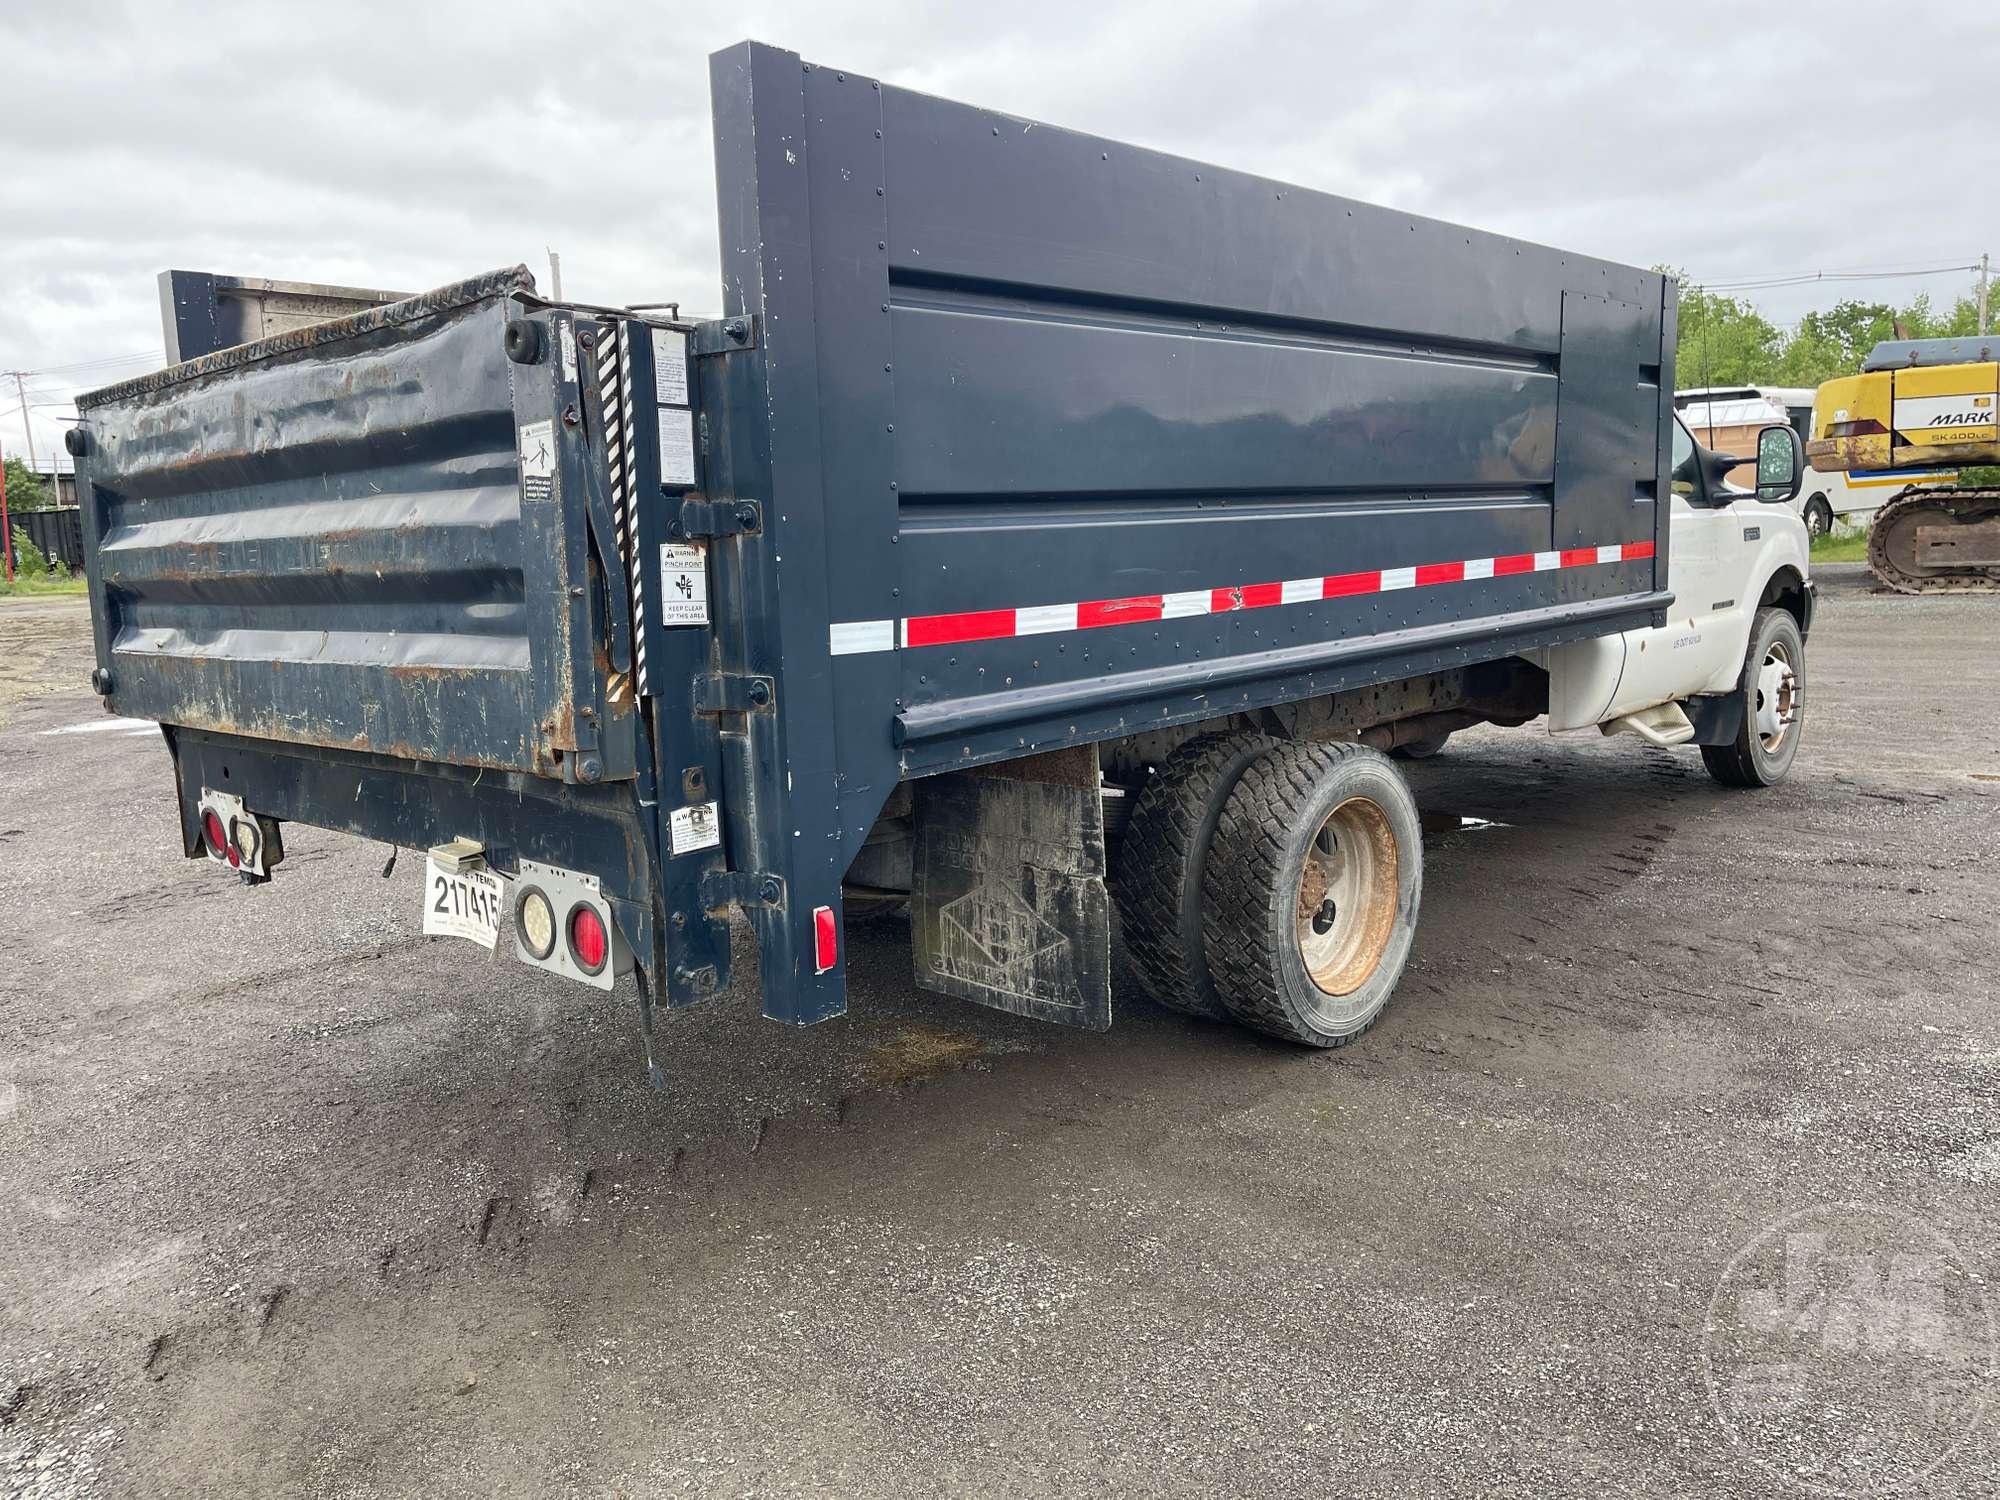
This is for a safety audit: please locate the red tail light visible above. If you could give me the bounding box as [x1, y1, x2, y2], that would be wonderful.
[568, 904, 609, 975]
[202, 810, 227, 857]
[813, 904, 838, 974]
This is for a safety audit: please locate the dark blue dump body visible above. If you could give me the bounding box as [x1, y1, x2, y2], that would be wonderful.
[701, 42, 1673, 1022]
[75, 41, 1675, 1037]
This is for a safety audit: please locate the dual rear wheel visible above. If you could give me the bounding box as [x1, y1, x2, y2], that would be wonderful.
[1118, 735, 1422, 1047]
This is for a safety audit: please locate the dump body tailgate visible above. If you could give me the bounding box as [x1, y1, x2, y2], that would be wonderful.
[74, 269, 620, 778]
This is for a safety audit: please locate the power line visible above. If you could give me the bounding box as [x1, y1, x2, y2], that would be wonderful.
[1706, 255, 1985, 282]
[1700, 262, 1982, 292]
[2, 349, 165, 377]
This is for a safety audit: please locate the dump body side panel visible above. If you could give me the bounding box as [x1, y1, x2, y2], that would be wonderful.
[706, 42, 1673, 1025]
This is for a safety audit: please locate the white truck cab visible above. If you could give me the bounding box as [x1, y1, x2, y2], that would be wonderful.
[1544, 414, 1813, 785]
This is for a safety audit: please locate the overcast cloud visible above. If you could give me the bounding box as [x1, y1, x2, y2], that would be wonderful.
[3, 0, 1995, 462]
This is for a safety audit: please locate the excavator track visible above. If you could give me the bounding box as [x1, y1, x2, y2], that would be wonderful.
[1866, 486, 2000, 594]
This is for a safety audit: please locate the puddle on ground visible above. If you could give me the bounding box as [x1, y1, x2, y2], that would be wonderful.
[862, 1023, 988, 1086]
[1419, 811, 1514, 835]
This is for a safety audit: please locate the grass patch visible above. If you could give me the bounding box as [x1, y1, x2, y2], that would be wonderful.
[0, 573, 87, 598]
[1809, 531, 1869, 565]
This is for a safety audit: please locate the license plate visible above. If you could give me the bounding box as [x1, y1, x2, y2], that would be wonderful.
[421, 857, 504, 950]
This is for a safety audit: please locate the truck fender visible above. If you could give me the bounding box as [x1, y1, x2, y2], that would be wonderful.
[1756, 563, 1813, 638]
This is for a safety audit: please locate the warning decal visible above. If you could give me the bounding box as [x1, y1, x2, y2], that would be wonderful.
[517, 419, 555, 501]
[668, 800, 722, 856]
[659, 541, 710, 626]
[658, 407, 696, 487]
[652, 328, 689, 405]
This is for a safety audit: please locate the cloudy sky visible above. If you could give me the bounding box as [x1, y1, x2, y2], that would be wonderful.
[4, 0, 1995, 465]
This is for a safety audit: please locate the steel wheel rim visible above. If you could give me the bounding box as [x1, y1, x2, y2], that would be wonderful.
[1755, 638, 1799, 751]
[1294, 795, 1399, 997]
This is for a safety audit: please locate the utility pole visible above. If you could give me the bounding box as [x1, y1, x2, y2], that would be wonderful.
[547, 249, 563, 302]
[1980, 252, 1991, 337]
[0, 441, 13, 582]
[11, 372, 38, 471]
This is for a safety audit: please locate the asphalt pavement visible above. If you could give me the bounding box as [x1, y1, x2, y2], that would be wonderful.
[1, 570, 1995, 1497]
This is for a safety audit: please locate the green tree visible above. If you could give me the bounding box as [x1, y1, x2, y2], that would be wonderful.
[1665, 274, 1990, 389]
[2, 457, 53, 512]
[5, 531, 53, 578]
[1774, 300, 1897, 385]
[1670, 275, 1783, 389]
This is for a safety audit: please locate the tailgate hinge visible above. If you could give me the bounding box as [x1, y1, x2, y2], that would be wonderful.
[701, 869, 784, 912]
[674, 495, 761, 539]
[689, 315, 757, 356]
[692, 672, 775, 714]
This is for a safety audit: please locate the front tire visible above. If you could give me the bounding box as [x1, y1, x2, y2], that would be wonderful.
[1803, 496, 1833, 538]
[1701, 606, 1805, 787]
[1201, 742, 1422, 1047]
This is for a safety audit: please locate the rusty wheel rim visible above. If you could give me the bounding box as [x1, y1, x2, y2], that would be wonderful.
[1294, 796, 1400, 997]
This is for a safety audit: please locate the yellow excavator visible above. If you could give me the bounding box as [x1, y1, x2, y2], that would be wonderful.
[1808, 335, 2000, 591]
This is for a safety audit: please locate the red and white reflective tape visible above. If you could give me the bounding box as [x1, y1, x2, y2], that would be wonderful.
[827, 539, 1656, 656]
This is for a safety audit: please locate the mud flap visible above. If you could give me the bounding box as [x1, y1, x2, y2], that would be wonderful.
[1686, 691, 1746, 746]
[912, 745, 1111, 1032]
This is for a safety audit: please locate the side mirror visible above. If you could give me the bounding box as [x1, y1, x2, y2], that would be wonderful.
[1754, 423, 1803, 504]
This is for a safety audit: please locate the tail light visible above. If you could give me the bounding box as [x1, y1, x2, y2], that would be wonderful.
[195, 789, 278, 878]
[568, 903, 609, 975]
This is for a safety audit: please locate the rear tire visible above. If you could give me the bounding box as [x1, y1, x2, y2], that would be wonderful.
[1701, 606, 1805, 787]
[841, 890, 909, 927]
[1202, 742, 1422, 1047]
[1116, 732, 1274, 1019]
[1391, 732, 1450, 760]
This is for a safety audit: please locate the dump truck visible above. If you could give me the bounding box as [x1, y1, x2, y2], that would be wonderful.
[1806, 335, 2000, 592]
[67, 42, 1816, 1081]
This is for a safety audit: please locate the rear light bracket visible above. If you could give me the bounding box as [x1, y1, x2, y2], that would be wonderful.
[195, 787, 279, 880]
[512, 857, 629, 992]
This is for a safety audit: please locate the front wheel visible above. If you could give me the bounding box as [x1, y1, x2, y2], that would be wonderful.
[1701, 606, 1805, 787]
[1803, 496, 1833, 538]
[1201, 742, 1422, 1047]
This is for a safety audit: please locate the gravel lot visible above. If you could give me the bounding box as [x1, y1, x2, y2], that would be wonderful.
[2, 569, 1995, 1497]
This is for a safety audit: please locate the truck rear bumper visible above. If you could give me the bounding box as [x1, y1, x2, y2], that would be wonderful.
[163, 725, 732, 1014]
